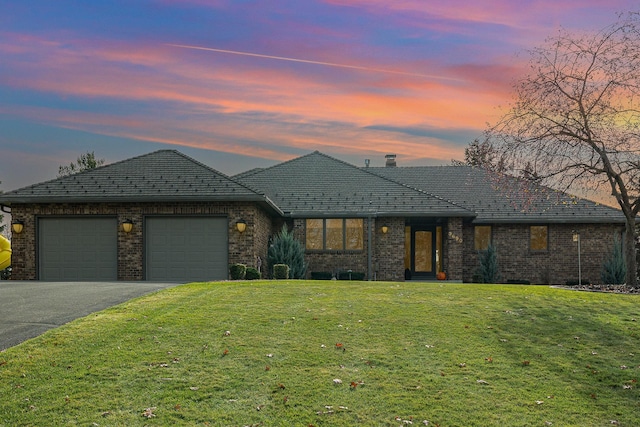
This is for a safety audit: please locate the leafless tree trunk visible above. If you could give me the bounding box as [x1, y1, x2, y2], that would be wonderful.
[488, 12, 640, 287]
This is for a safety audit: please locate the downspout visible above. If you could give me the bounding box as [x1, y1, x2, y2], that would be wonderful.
[368, 216, 373, 281]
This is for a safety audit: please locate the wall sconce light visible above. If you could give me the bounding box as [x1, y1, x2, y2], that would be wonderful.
[122, 219, 134, 233]
[12, 220, 24, 234]
[236, 219, 247, 233]
[381, 225, 389, 234]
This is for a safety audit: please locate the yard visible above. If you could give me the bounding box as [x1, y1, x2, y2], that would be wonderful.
[0, 281, 638, 426]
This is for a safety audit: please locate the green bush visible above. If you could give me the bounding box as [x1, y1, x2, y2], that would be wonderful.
[310, 271, 333, 280]
[338, 271, 366, 281]
[273, 264, 290, 280]
[601, 235, 626, 284]
[477, 244, 499, 283]
[267, 225, 306, 279]
[229, 263, 246, 280]
[245, 267, 261, 280]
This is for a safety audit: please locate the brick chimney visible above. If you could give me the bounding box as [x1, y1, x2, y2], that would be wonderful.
[385, 154, 397, 167]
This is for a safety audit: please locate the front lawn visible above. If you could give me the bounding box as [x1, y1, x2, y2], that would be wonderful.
[0, 281, 638, 426]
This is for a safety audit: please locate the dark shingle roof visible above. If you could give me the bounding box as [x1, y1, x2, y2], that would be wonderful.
[235, 151, 473, 218]
[0, 150, 278, 210]
[369, 165, 625, 223]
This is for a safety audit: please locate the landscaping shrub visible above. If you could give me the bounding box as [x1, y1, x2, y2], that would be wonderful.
[229, 263, 246, 280]
[245, 267, 261, 280]
[273, 264, 290, 279]
[267, 224, 306, 279]
[601, 235, 626, 284]
[477, 244, 499, 283]
[338, 271, 366, 280]
[310, 271, 333, 280]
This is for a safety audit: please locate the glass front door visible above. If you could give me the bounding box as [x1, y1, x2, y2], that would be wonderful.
[405, 224, 442, 279]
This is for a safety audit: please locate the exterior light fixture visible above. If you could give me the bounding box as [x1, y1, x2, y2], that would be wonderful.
[236, 219, 247, 233]
[11, 220, 24, 234]
[381, 225, 389, 234]
[122, 219, 134, 233]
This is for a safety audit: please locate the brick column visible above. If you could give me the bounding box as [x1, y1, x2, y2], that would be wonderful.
[445, 217, 463, 280]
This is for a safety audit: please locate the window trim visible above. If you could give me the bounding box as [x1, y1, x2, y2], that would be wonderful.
[305, 218, 364, 252]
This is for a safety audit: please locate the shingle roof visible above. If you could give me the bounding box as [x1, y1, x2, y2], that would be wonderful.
[235, 151, 474, 218]
[0, 150, 278, 210]
[369, 165, 625, 224]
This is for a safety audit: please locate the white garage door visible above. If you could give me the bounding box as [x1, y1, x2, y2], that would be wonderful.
[39, 217, 118, 281]
[145, 216, 228, 282]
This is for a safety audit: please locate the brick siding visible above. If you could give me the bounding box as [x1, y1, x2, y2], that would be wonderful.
[462, 223, 625, 284]
[9, 202, 273, 280]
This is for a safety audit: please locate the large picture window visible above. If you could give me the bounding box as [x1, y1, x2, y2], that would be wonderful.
[530, 225, 548, 251]
[306, 218, 363, 250]
[474, 226, 492, 250]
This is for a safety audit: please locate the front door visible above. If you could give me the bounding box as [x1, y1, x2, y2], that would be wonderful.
[405, 224, 442, 279]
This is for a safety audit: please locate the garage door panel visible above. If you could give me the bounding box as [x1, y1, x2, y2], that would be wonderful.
[39, 218, 118, 281]
[145, 217, 228, 282]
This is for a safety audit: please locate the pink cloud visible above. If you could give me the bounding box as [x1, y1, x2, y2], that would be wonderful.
[0, 30, 513, 165]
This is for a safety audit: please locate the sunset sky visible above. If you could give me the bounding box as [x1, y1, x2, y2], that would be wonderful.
[1, 1, 638, 192]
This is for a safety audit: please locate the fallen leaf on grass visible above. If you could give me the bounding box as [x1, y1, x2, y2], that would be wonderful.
[476, 380, 489, 385]
[142, 407, 156, 418]
[223, 330, 231, 337]
[333, 379, 342, 384]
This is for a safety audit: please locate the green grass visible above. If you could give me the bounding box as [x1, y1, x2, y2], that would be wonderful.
[0, 281, 639, 426]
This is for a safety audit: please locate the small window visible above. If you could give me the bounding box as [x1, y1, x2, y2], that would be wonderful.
[474, 226, 492, 250]
[305, 218, 364, 251]
[530, 225, 548, 251]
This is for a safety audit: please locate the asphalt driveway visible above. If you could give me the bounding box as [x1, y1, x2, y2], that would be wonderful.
[0, 281, 181, 350]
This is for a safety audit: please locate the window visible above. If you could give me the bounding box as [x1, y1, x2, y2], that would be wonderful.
[530, 225, 548, 251]
[474, 226, 492, 250]
[305, 219, 323, 250]
[305, 218, 363, 250]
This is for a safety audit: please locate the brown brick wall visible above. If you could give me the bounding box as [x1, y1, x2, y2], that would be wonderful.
[9, 202, 273, 280]
[374, 217, 405, 281]
[293, 217, 405, 281]
[9, 201, 624, 285]
[462, 223, 625, 284]
[445, 217, 464, 280]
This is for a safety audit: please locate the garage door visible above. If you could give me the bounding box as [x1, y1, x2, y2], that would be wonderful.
[145, 217, 228, 282]
[39, 217, 118, 281]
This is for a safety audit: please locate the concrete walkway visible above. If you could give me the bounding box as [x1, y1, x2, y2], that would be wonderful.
[0, 281, 181, 350]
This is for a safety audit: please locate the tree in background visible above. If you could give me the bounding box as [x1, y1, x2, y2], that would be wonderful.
[487, 12, 640, 287]
[267, 224, 306, 279]
[58, 151, 105, 177]
[453, 139, 507, 173]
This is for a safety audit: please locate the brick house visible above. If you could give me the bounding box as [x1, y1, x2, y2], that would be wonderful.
[0, 149, 627, 284]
